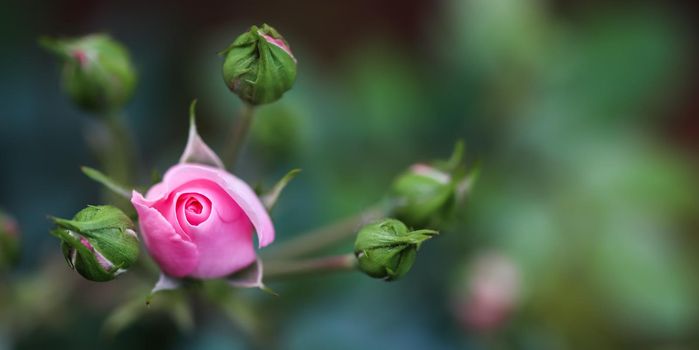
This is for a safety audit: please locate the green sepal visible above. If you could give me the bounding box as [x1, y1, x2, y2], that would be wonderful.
[262, 168, 302, 210]
[178, 99, 225, 168]
[226, 258, 278, 295]
[81, 166, 131, 199]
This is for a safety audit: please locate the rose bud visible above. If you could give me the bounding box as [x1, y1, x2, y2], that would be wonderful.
[391, 164, 458, 227]
[0, 211, 20, 270]
[390, 141, 477, 228]
[50, 205, 139, 282]
[131, 108, 275, 280]
[221, 24, 297, 105]
[452, 251, 520, 333]
[354, 218, 437, 281]
[40, 34, 137, 113]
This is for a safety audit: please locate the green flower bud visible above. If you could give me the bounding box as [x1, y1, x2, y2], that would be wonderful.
[391, 164, 457, 227]
[390, 141, 477, 228]
[40, 34, 137, 113]
[354, 218, 437, 281]
[221, 24, 297, 105]
[0, 211, 20, 271]
[50, 205, 139, 282]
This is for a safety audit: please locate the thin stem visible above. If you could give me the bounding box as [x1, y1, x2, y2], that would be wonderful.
[223, 103, 256, 169]
[263, 203, 389, 260]
[263, 254, 357, 280]
[84, 112, 135, 209]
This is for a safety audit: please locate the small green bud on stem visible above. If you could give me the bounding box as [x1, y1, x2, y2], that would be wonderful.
[221, 24, 297, 105]
[50, 205, 139, 282]
[391, 164, 457, 227]
[354, 218, 437, 281]
[390, 141, 477, 228]
[40, 34, 137, 114]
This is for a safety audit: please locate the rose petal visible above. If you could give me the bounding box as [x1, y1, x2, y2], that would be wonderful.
[161, 164, 275, 248]
[259, 32, 297, 63]
[156, 181, 245, 238]
[188, 213, 256, 278]
[144, 190, 191, 240]
[177, 192, 211, 226]
[132, 191, 199, 277]
[145, 182, 169, 201]
[171, 180, 243, 224]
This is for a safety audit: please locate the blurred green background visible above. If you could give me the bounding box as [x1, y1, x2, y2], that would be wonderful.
[1, 0, 699, 349]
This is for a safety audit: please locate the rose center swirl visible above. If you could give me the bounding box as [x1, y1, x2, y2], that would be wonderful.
[176, 192, 212, 226]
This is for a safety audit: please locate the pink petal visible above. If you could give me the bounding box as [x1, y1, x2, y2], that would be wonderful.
[154, 180, 248, 238]
[410, 163, 451, 184]
[188, 212, 256, 278]
[145, 182, 169, 201]
[161, 164, 275, 248]
[132, 191, 199, 277]
[259, 32, 297, 63]
[178, 193, 211, 226]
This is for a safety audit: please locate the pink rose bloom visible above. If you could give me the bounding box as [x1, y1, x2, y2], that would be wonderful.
[131, 114, 274, 279]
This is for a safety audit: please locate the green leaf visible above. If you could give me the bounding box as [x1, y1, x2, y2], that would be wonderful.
[81, 166, 131, 199]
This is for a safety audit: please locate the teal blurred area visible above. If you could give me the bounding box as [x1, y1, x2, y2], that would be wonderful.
[1, 0, 699, 349]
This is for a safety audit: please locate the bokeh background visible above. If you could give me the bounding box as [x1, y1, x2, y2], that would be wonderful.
[1, 0, 699, 349]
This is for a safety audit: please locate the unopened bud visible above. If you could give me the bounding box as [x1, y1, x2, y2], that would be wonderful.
[50, 205, 139, 282]
[391, 164, 457, 227]
[390, 141, 477, 228]
[354, 218, 437, 281]
[40, 34, 137, 113]
[453, 251, 520, 333]
[0, 211, 20, 270]
[221, 24, 297, 105]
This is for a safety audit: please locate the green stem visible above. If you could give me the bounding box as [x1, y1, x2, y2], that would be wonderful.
[105, 112, 134, 181]
[263, 203, 389, 260]
[263, 254, 357, 280]
[84, 112, 135, 209]
[223, 103, 256, 169]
